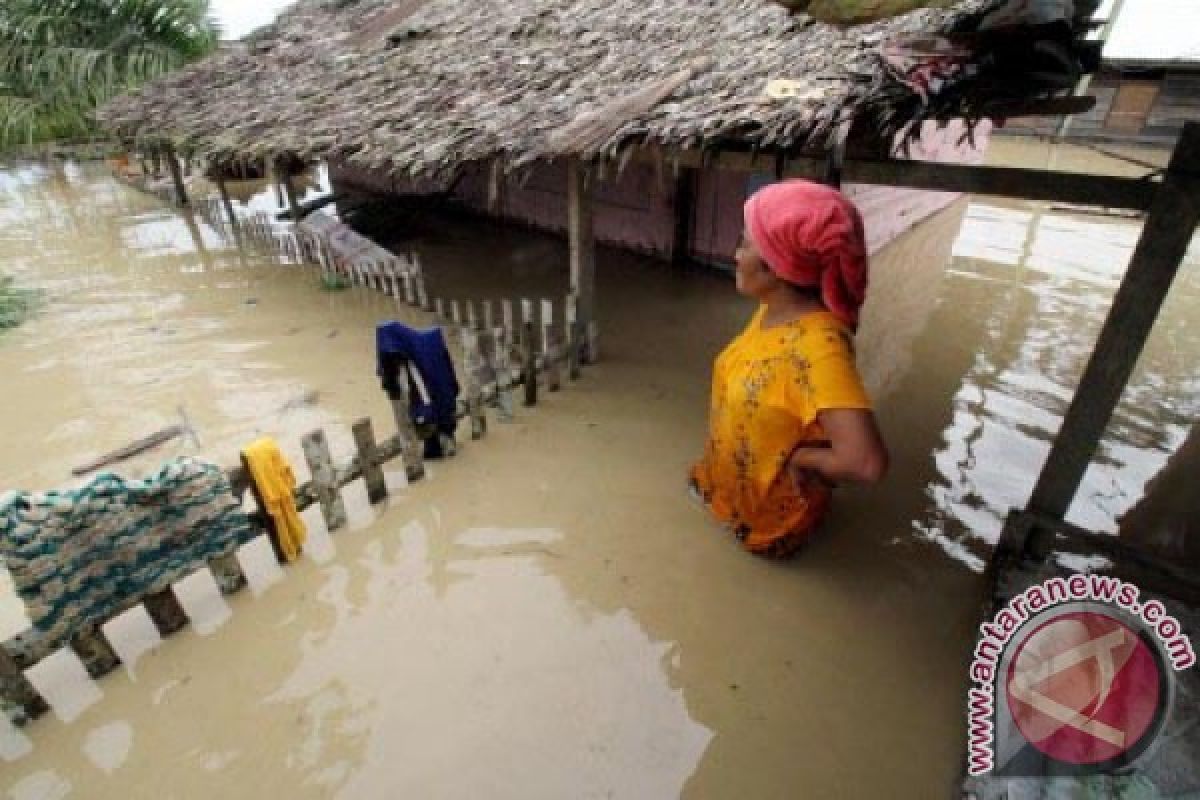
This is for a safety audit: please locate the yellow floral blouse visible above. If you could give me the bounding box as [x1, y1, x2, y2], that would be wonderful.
[690, 306, 871, 557]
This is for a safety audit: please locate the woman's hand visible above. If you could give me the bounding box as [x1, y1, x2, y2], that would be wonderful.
[787, 409, 889, 486]
[789, 461, 835, 495]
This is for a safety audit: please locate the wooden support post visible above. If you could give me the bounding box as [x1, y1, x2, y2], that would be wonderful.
[0, 648, 48, 722]
[483, 300, 495, 332]
[671, 166, 698, 268]
[143, 588, 189, 636]
[522, 306, 538, 407]
[1028, 122, 1200, 520]
[209, 551, 247, 594]
[568, 159, 596, 363]
[541, 298, 561, 391]
[302, 430, 348, 533]
[435, 298, 446, 320]
[566, 293, 582, 380]
[467, 300, 478, 332]
[462, 329, 487, 439]
[451, 300, 463, 328]
[492, 326, 515, 422]
[70, 627, 120, 679]
[353, 418, 388, 504]
[281, 171, 302, 222]
[165, 146, 189, 207]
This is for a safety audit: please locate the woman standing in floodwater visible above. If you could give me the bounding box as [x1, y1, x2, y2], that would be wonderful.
[689, 180, 889, 558]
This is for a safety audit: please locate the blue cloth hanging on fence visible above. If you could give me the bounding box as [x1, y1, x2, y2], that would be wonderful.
[376, 322, 459, 458]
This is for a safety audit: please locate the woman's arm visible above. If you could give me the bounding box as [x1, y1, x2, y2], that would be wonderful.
[787, 408, 889, 486]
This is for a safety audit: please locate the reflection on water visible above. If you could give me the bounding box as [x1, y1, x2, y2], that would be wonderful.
[911, 201, 1200, 568]
[1, 142, 1197, 797]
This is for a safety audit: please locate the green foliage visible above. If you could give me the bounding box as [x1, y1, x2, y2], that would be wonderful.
[0, 275, 39, 331]
[0, 0, 220, 152]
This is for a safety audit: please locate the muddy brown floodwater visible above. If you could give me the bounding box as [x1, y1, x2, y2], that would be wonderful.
[0, 141, 1196, 798]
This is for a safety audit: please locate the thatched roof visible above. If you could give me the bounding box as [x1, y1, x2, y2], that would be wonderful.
[98, 0, 1100, 179]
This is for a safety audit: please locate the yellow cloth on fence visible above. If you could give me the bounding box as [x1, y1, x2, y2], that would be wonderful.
[241, 437, 307, 562]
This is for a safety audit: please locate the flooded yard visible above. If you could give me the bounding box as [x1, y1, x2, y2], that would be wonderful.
[0, 140, 1197, 798]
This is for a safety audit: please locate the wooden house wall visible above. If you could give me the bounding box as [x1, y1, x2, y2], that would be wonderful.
[1000, 68, 1200, 146]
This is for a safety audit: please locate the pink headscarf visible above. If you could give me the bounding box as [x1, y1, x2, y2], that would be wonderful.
[743, 180, 869, 329]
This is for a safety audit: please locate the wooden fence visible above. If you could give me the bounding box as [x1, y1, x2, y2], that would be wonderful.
[0, 174, 598, 726]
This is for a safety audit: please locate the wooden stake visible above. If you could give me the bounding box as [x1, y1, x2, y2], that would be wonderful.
[353, 418, 388, 504]
[240, 450, 286, 563]
[402, 272, 415, 305]
[435, 298, 446, 320]
[416, 274, 431, 311]
[387, 368, 426, 479]
[143, 588, 189, 636]
[483, 300, 495, 332]
[451, 300, 462, 328]
[462, 329, 487, 439]
[0, 648, 48, 722]
[302, 430, 348, 533]
[70, 627, 120, 679]
[541, 298, 561, 391]
[209, 551, 247, 594]
[492, 326, 515, 422]
[522, 316, 538, 408]
[502, 299, 515, 349]
[566, 293, 582, 380]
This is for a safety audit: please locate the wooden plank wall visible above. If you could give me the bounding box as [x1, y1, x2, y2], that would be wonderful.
[1001, 68, 1200, 146]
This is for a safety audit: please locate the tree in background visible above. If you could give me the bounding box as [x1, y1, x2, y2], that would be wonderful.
[0, 0, 219, 152]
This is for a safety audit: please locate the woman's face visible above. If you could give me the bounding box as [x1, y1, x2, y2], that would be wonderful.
[734, 229, 777, 298]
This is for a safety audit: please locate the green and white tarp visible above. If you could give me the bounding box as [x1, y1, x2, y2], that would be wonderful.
[0, 458, 252, 644]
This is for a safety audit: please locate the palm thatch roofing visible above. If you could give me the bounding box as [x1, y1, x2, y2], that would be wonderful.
[98, 0, 1101, 180]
